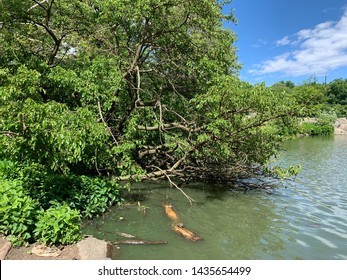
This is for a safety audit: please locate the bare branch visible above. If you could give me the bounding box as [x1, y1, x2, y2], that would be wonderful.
[150, 165, 196, 205]
[97, 100, 119, 145]
[28, 0, 48, 11]
[135, 65, 141, 107]
[95, 149, 102, 176]
[137, 122, 201, 132]
[138, 143, 178, 159]
[0, 131, 20, 138]
[162, 106, 190, 124]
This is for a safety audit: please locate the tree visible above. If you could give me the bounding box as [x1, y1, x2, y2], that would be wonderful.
[327, 79, 347, 105]
[0, 0, 297, 185]
[284, 80, 295, 89]
[291, 83, 326, 116]
[271, 80, 295, 95]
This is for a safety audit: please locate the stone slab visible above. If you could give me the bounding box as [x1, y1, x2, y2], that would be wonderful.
[0, 235, 12, 260]
[334, 118, 347, 134]
[77, 236, 112, 260]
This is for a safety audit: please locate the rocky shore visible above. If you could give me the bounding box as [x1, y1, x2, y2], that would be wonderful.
[0, 235, 113, 260]
[334, 117, 347, 135]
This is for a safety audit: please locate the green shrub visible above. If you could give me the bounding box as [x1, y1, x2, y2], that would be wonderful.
[1, 160, 123, 218]
[0, 180, 37, 246]
[69, 176, 123, 218]
[0, 159, 123, 245]
[41, 175, 123, 218]
[0, 159, 18, 180]
[34, 203, 82, 245]
[299, 122, 334, 136]
[333, 104, 347, 117]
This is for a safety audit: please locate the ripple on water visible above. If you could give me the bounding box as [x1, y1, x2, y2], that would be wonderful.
[82, 136, 347, 260]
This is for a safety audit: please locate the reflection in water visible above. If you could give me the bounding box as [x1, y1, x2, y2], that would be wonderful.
[83, 183, 283, 259]
[83, 136, 347, 260]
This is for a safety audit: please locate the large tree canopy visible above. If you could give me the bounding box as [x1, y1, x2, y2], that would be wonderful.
[0, 0, 297, 183]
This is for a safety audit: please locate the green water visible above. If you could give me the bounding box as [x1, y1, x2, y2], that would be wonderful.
[83, 136, 347, 259]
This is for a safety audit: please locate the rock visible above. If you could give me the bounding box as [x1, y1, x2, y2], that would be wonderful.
[335, 117, 347, 124]
[31, 244, 61, 257]
[77, 236, 113, 260]
[335, 127, 347, 135]
[0, 236, 12, 260]
[334, 118, 347, 134]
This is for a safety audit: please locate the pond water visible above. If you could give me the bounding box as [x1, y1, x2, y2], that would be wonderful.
[82, 136, 347, 259]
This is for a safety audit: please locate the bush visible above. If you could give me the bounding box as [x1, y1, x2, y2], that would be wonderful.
[0, 159, 18, 180]
[68, 176, 123, 218]
[1, 160, 124, 217]
[34, 203, 82, 245]
[299, 122, 334, 136]
[0, 180, 37, 246]
[0, 159, 123, 245]
[333, 104, 347, 117]
[38, 175, 123, 218]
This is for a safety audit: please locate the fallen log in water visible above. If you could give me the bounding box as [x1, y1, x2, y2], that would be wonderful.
[171, 223, 202, 241]
[114, 239, 168, 245]
[163, 202, 202, 241]
[162, 203, 179, 222]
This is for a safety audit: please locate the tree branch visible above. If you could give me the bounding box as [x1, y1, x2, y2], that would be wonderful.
[137, 122, 201, 132]
[150, 165, 195, 205]
[0, 131, 20, 138]
[97, 100, 118, 145]
[28, 0, 48, 11]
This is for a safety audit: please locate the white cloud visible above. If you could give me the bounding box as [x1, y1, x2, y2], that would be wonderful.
[276, 36, 291, 46]
[250, 8, 347, 77]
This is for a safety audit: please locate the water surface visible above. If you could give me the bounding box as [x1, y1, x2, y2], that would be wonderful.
[83, 136, 347, 259]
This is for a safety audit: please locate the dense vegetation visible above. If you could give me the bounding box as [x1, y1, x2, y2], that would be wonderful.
[271, 78, 347, 136]
[0, 159, 122, 245]
[0, 0, 345, 245]
[0, 0, 300, 181]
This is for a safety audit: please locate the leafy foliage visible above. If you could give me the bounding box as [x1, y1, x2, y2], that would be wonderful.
[332, 104, 347, 118]
[34, 203, 82, 245]
[0, 0, 246, 180]
[0, 160, 123, 245]
[0, 98, 109, 174]
[42, 175, 124, 219]
[0, 179, 37, 246]
[299, 122, 333, 136]
[271, 81, 295, 95]
[190, 77, 297, 173]
[0, 160, 123, 218]
[327, 79, 347, 105]
[291, 83, 327, 117]
[263, 164, 302, 179]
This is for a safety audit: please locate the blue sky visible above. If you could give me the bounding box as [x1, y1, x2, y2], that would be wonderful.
[223, 0, 347, 85]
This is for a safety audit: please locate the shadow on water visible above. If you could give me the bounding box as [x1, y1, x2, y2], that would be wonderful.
[83, 136, 347, 260]
[83, 181, 285, 260]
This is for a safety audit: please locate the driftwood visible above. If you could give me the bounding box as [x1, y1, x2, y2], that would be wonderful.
[114, 239, 167, 245]
[162, 203, 202, 241]
[171, 224, 202, 241]
[163, 203, 179, 222]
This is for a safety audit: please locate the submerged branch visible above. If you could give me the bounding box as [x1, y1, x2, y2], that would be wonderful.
[150, 165, 195, 205]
